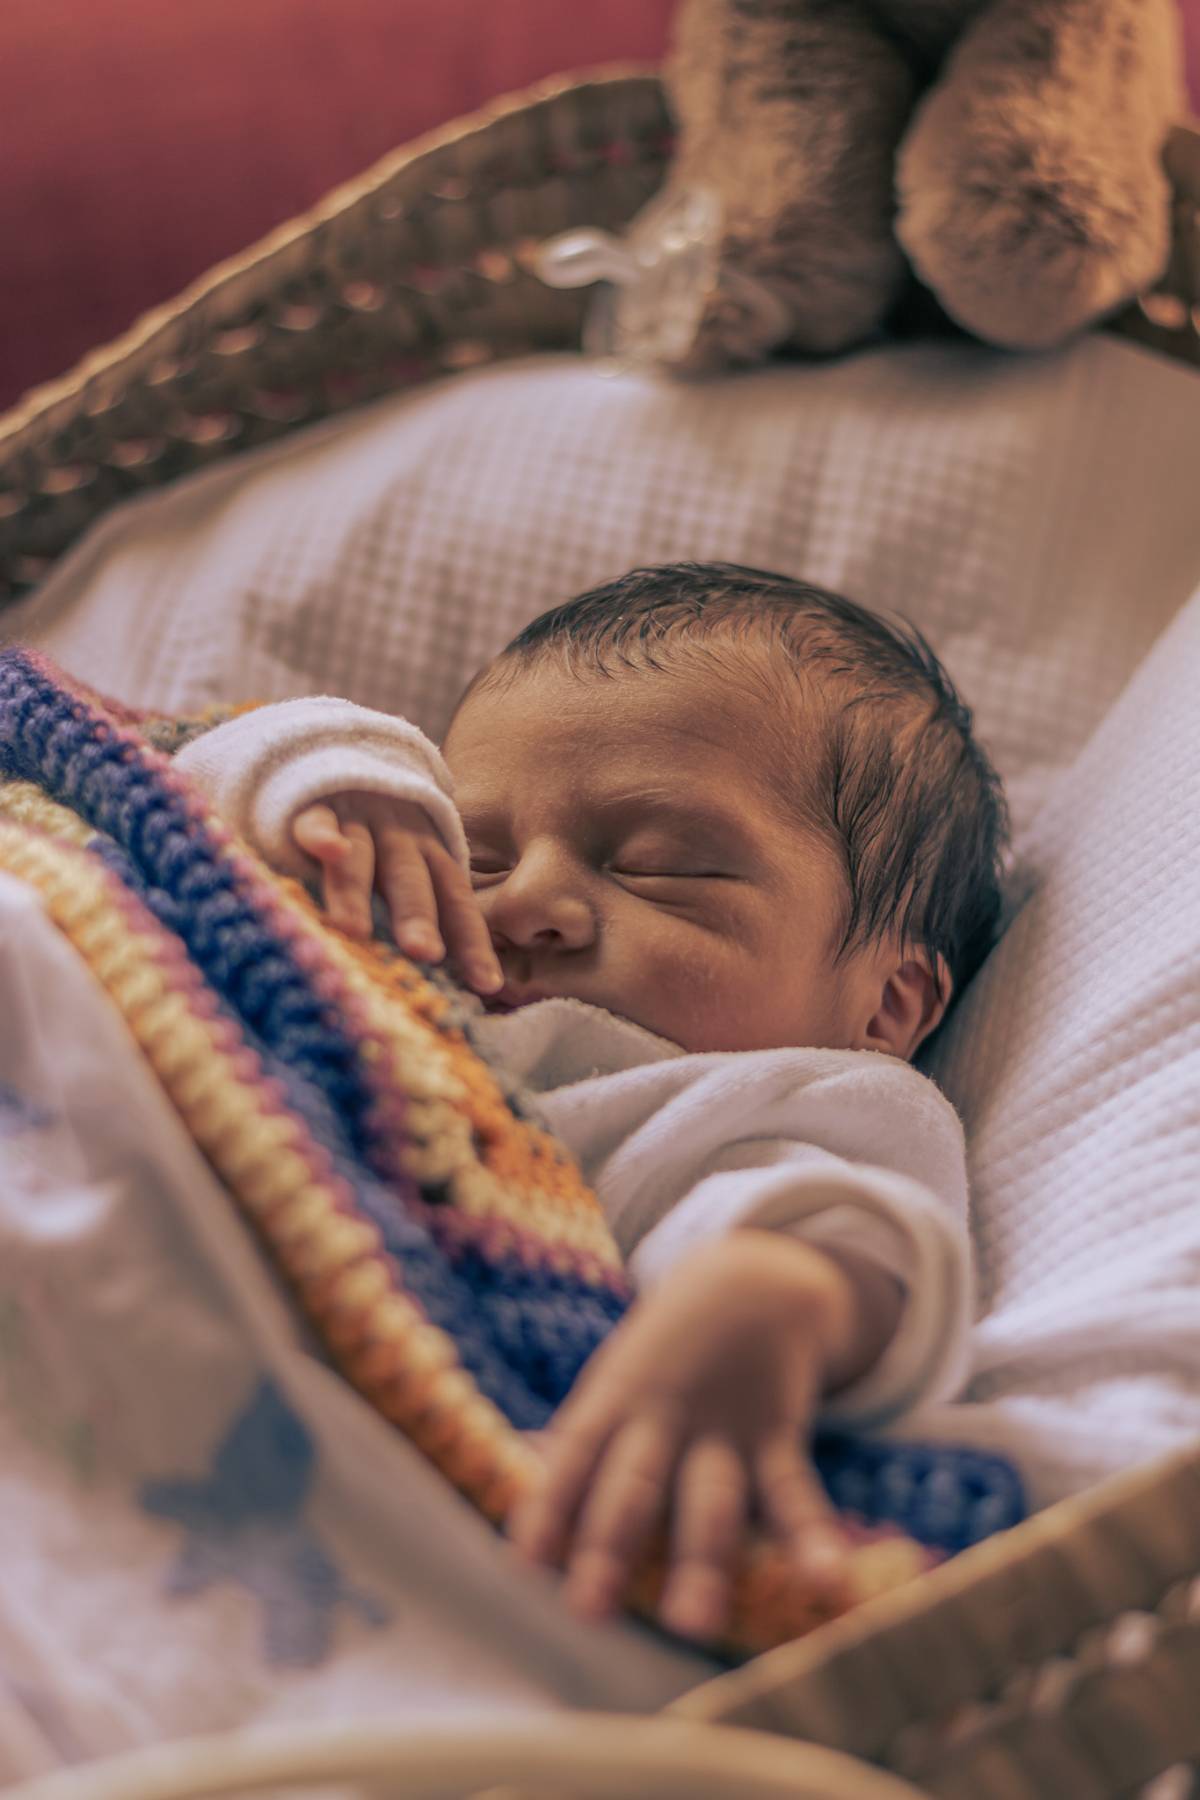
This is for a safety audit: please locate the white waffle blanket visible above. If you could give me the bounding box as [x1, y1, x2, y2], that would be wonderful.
[4, 336, 1200, 1773]
[916, 575, 1200, 1500]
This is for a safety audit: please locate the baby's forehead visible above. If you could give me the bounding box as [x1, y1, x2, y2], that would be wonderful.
[455, 641, 843, 773]
[444, 648, 835, 839]
[485, 653, 852, 798]
[453, 632, 820, 729]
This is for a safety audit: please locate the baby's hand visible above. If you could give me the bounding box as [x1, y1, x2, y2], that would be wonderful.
[508, 1232, 881, 1643]
[292, 793, 502, 995]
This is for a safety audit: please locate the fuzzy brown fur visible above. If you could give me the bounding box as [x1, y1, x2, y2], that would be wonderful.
[662, 0, 1184, 356]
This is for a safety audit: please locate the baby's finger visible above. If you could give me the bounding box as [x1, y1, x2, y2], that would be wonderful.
[756, 1434, 849, 1598]
[292, 803, 352, 864]
[376, 829, 444, 963]
[428, 851, 502, 994]
[320, 818, 376, 940]
[506, 1415, 601, 1569]
[559, 1415, 676, 1621]
[657, 1437, 747, 1641]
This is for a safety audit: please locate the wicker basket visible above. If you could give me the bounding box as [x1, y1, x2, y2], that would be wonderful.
[0, 69, 671, 609]
[3, 68, 1200, 1800]
[0, 70, 1197, 609]
[676, 1443, 1200, 1798]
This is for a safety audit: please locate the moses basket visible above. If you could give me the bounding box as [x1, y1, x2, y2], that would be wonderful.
[3, 68, 1200, 1800]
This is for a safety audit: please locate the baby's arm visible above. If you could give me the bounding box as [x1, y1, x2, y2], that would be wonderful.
[174, 696, 500, 991]
[511, 1073, 970, 1641]
[509, 1223, 902, 1642]
[631, 1150, 972, 1428]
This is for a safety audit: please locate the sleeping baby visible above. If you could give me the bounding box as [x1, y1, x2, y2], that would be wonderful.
[175, 560, 1007, 1644]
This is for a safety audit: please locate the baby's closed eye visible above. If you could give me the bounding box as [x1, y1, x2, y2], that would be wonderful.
[607, 836, 735, 882]
[608, 861, 730, 880]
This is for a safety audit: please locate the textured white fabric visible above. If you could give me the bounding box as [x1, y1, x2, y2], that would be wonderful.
[9, 338, 1200, 840]
[913, 579, 1200, 1505]
[0, 874, 711, 1780]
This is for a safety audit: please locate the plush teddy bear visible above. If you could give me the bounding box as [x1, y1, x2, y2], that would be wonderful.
[547, 0, 1186, 366]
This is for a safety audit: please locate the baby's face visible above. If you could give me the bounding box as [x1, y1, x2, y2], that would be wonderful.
[443, 660, 888, 1055]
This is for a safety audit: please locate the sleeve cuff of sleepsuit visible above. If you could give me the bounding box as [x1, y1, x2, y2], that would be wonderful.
[627, 1161, 972, 1429]
[174, 696, 470, 878]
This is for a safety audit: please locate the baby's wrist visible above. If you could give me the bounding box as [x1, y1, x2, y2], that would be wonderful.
[809, 1243, 904, 1394]
[732, 1229, 901, 1393]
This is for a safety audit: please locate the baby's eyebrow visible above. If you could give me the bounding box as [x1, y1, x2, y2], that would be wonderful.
[610, 793, 726, 825]
[599, 792, 756, 851]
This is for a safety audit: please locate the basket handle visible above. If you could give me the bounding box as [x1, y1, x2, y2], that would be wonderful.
[8, 1715, 929, 1800]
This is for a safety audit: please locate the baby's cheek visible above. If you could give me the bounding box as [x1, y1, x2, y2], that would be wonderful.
[646, 935, 747, 1052]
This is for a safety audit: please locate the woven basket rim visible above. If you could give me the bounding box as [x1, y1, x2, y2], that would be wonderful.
[672, 1435, 1200, 1723]
[0, 61, 663, 450]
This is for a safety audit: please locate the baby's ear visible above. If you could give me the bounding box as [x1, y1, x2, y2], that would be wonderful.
[859, 952, 950, 1060]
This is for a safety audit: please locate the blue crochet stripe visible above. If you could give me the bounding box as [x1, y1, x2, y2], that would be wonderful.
[815, 1432, 1026, 1553]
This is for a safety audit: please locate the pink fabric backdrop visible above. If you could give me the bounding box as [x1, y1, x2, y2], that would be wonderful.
[1, 0, 1196, 412]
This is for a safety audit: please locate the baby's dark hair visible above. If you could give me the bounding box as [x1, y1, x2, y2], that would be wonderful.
[488, 562, 1008, 997]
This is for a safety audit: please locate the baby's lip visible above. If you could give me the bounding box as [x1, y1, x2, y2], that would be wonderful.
[484, 984, 554, 1013]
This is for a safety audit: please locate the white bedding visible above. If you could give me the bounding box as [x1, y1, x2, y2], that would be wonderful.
[915, 574, 1200, 1501]
[4, 334, 1200, 1771]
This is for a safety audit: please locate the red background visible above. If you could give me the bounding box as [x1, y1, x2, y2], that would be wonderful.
[1, 0, 1196, 411]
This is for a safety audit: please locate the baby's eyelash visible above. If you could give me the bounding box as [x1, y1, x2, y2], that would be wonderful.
[609, 865, 727, 881]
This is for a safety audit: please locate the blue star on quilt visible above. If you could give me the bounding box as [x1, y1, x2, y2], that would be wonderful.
[0, 1082, 54, 1135]
[140, 1377, 388, 1668]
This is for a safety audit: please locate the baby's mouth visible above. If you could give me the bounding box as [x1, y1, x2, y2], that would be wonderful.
[484, 984, 554, 1014]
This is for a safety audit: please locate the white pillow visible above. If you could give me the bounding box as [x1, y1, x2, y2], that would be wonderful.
[7, 337, 1200, 838]
[919, 579, 1200, 1504]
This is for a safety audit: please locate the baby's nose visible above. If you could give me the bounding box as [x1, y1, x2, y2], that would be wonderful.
[481, 847, 596, 952]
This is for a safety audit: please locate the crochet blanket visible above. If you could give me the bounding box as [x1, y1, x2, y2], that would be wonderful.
[0, 647, 1023, 1657]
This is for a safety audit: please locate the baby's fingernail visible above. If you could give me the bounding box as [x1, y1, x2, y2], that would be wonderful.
[564, 1573, 614, 1621]
[660, 1591, 719, 1641]
[798, 1531, 849, 1590]
[504, 1516, 535, 1557]
[327, 900, 367, 938]
[399, 923, 442, 960]
[472, 962, 504, 994]
[510, 1525, 554, 1568]
[303, 827, 344, 860]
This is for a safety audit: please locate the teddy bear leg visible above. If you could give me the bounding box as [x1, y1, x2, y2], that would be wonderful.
[665, 0, 919, 359]
[895, 0, 1184, 349]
